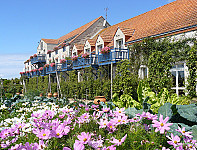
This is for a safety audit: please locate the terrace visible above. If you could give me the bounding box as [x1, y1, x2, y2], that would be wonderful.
[46, 63, 62, 74]
[61, 60, 73, 71]
[30, 54, 46, 64]
[98, 48, 129, 65]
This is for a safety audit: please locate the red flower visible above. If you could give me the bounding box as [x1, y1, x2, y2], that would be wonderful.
[50, 63, 55, 67]
[44, 64, 49, 68]
[60, 59, 66, 64]
[33, 54, 37, 57]
[38, 67, 43, 71]
[33, 69, 37, 72]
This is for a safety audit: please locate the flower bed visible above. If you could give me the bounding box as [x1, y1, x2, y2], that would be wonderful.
[82, 53, 89, 59]
[0, 98, 196, 150]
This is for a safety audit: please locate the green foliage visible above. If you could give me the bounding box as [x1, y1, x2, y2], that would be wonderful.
[113, 60, 138, 100]
[186, 46, 197, 98]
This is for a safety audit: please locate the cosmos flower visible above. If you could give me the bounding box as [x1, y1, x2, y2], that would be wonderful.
[110, 134, 127, 146]
[152, 114, 173, 134]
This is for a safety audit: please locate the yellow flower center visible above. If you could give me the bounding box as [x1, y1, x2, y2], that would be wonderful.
[119, 139, 121, 142]
[110, 126, 112, 129]
[19, 126, 22, 128]
[43, 134, 46, 136]
[84, 116, 87, 118]
[174, 141, 177, 144]
[57, 133, 60, 136]
[189, 146, 193, 148]
[160, 123, 164, 127]
[119, 111, 121, 113]
[104, 123, 106, 125]
[118, 120, 121, 122]
[182, 131, 185, 133]
[123, 120, 125, 122]
[83, 138, 87, 142]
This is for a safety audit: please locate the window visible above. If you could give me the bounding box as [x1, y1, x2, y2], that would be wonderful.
[116, 39, 123, 49]
[63, 47, 65, 52]
[85, 48, 90, 54]
[73, 52, 77, 56]
[55, 50, 58, 55]
[97, 45, 103, 52]
[139, 65, 148, 79]
[170, 63, 186, 96]
[49, 53, 51, 58]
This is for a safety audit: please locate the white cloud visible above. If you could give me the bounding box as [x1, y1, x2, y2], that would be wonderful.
[0, 53, 31, 79]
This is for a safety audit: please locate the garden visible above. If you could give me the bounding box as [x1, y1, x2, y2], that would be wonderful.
[0, 37, 197, 149]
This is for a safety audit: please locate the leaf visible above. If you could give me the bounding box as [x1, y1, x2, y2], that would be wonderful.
[158, 103, 173, 120]
[137, 81, 143, 103]
[191, 125, 197, 140]
[177, 104, 197, 123]
[124, 107, 143, 118]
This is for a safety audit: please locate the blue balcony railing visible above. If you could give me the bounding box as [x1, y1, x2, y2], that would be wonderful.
[61, 60, 72, 71]
[31, 54, 46, 64]
[40, 69, 46, 76]
[46, 63, 62, 74]
[98, 48, 129, 65]
[27, 72, 31, 78]
[32, 71, 40, 77]
[73, 57, 91, 69]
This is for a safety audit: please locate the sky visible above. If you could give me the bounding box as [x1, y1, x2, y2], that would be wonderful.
[0, 0, 175, 79]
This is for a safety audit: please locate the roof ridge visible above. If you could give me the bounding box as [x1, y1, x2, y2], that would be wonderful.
[68, 16, 104, 44]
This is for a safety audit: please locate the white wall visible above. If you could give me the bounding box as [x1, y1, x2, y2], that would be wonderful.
[84, 40, 91, 54]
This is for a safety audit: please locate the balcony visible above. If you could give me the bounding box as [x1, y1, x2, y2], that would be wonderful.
[32, 70, 40, 77]
[46, 63, 62, 74]
[73, 57, 92, 69]
[40, 68, 46, 76]
[31, 54, 46, 64]
[61, 60, 73, 71]
[98, 48, 129, 65]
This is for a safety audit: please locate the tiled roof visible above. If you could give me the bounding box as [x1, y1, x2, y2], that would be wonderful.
[42, 39, 58, 44]
[58, 16, 104, 44]
[75, 44, 84, 51]
[91, 0, 197, 45]
[87, 39, 96, 46]
[42, 16, 104, 46]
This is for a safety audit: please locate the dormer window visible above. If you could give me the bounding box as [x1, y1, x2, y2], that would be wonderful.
[73, 52, 77, 56]
[85, 48, 90, 54]
[55, 50, 58, 55]
[49, 53, 51, 58]
[116, 39, 123, 49]
[97, 45, 103, 52]
[63, 47, 65, 52]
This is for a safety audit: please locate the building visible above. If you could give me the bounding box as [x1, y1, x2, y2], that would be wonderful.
[20, 0, 197, 96]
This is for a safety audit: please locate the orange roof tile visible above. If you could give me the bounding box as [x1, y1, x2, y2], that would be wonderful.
[75, 44, 84, 51]
[42, 39, 58, 44]
[58, 16, 104, 44]
[92, 0, 197, 46]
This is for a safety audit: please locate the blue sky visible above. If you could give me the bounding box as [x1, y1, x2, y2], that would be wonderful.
[0, 0, 174, 79]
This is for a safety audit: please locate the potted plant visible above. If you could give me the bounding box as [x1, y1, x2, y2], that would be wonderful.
[38, 67, 43, 71]
[60, 59, 66, 64]
[44, 64, 49, 68]
[100, 47, 110, 54]
[50, 63, 55, 67]
[82, 53, 89, 59]
[33, 54, 37, 57]
[71, 56, 78, 61]
[30, 56, 33, 59]
[94, 96, 106, 104]
[47, 50, 52, 54]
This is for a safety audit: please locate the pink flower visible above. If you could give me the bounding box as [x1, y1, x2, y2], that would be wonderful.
[50, 63, 55, 67]
[63, 147, 71, 150]
[152, 114, 173, 134]
[98, 118, 109, 128]
[167, 133, 183, 149]
[77, 132, 91, 144]
[110, 134, 127, 146]
[102, 107, 110, 113]
[176, 126, 193, 138]
[52, 125, 64, 138]
[37, 129, 51, 140]
[74, 140, 85, 150]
